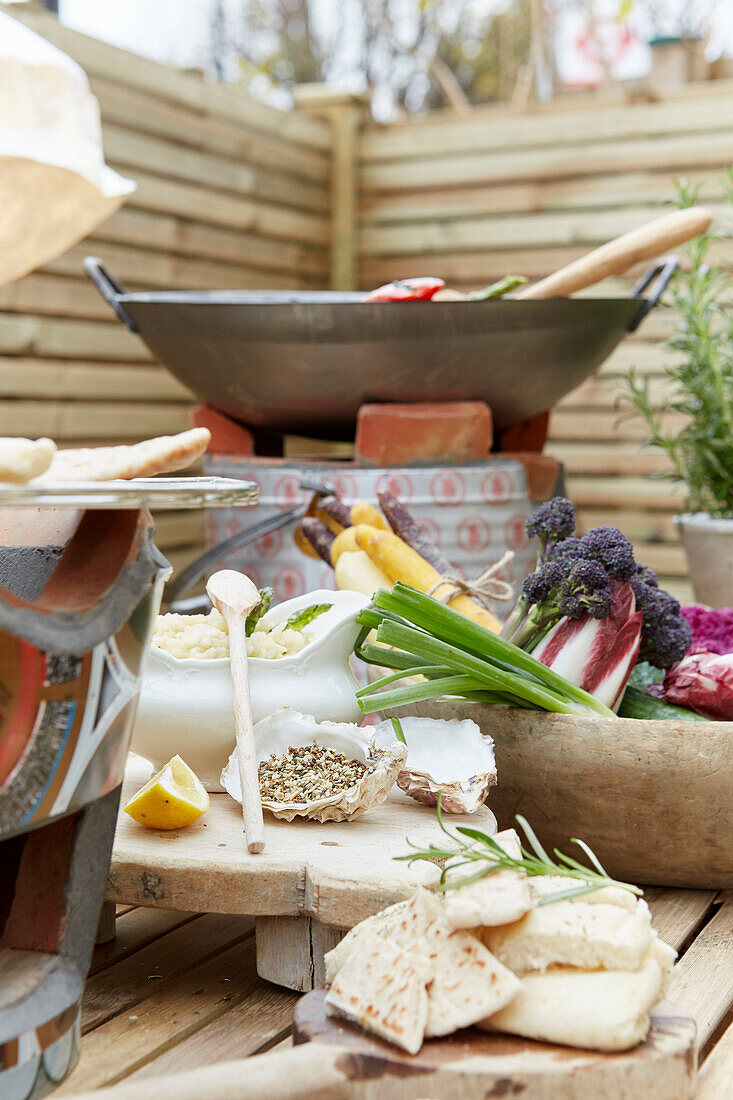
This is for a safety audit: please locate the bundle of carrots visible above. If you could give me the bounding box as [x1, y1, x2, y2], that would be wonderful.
[296, 490, 502, 634]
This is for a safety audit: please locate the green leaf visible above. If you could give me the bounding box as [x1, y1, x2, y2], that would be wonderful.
[245, 587, 273, 636]
[284, 602, 332, 632]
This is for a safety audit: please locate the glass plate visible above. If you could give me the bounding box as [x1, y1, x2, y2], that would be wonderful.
[0, 477, 258, 510]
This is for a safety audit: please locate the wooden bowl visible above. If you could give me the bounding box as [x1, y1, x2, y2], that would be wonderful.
[406, 702, 733, 889]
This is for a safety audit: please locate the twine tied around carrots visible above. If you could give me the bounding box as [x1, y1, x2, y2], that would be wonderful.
[428, 550, 516, 609]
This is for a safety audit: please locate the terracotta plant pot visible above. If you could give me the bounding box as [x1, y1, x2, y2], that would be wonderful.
[677, 513, 733, 608]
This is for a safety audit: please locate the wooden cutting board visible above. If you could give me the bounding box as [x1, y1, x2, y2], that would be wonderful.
[106, 759, 498, 990]
[292, 989, 697, 1100]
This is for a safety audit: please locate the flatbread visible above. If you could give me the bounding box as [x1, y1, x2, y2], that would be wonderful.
[0, 437, 56, 483]
[325, 889, 440, 984]
[326, 932, 429, 1055]
[326, 887, 521, 1048]
[481, 898, 654, 975]
[422, 918, 521, 1037]
[482, 954, 666, 1052]
[37, 428, 210, 482]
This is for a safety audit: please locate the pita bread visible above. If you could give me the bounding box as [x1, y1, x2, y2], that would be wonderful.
[481, 898, 654, 975]
[326, 932, 429, 1055]
[37, 428, 210, 483]
[325, 889, 440, 984]
[482, 954, 666, 1052]
[326, 888, 522, 1049]
[0, 437, 56, 483]
[422, 919, 522, 1037]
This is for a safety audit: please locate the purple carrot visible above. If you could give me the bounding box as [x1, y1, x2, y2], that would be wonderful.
[378, 490, 452, 574]
[319, 495, 352, 529]
[300, 517, 336, 564]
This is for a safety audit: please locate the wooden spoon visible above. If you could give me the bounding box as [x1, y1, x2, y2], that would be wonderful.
[515, 206, 712, 300]
[206, 569, 265, 854]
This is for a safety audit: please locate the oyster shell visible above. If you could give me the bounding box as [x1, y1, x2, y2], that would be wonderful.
[373, 716, 496, 814]
[221, 709, 406, 823]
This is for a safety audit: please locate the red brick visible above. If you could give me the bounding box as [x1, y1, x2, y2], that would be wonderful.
[503, 452, 560, 502]
[497, 411, 550, 453]
[191, 406, 255, 456]
[355, 402, 493, 466]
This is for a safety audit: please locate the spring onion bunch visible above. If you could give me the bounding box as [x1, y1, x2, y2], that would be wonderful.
[354, 583, 615, 718]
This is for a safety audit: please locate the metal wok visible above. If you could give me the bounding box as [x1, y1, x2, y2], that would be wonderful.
[84, 207, 710, 439]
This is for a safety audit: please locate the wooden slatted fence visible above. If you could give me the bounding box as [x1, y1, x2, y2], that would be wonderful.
[0, 7, 332, 568]
[358, 81, 733, 599]
[2, 7, 732, 597]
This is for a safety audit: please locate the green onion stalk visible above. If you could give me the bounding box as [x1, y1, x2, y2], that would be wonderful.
[354, 584, 615, 718]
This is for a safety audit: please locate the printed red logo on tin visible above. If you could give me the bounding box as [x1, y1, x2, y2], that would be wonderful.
[376, 472, 413, 503]
[430, 470, 465, 506]
[328, 472, 357, 501]
[457, 516, 491, 554]
[274, 566, 305, 601]
[274, 475, 305, 509]
[505, 514, 530, 551]
[416, 516, 441, 547]
[481, 470, 514, 504]
[255, 529, 282, 558]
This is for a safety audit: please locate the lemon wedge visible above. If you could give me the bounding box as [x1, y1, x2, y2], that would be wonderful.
[124, 755, 210, 830]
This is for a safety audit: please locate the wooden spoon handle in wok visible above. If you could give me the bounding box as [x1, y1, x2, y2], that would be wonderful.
[515, 206, 712, 300]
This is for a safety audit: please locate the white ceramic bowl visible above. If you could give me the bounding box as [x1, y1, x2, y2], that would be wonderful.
[132, 589, 368, 789]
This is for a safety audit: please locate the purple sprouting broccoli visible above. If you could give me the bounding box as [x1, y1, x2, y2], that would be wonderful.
[576, 526, 636, 581]
[631, 569, 692, 669]
[510, 498, 691, 670]
[524, 497, 576, 561]
[503, 556, 613, 650]
[557, 560, 613, 621]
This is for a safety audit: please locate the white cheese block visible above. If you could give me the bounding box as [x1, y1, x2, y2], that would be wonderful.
[528, 877, 640, 910]
[443, 829, 532, 930]
[481, 897, 654, 974]
[482, 954, 666, 1052]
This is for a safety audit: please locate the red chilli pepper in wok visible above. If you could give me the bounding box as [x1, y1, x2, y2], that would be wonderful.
[365, 277, 445, 302]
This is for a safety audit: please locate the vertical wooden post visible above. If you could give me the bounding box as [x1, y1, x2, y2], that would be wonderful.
[292, 86, 367, 291]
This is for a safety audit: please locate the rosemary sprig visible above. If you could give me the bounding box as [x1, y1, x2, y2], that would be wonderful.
[397, 795, 642, 906]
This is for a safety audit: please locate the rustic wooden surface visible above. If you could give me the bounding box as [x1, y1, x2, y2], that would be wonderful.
[289, 989, 696, 1100]
[56, 888, 732, 1097]
[106, 769, 496, 928]
[409, 701, 733, 890]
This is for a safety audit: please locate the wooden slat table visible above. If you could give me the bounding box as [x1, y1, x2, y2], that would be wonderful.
[57, 889, 732, 1098]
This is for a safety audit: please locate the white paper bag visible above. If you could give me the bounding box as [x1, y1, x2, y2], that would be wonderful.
[0, 11, 135, 287]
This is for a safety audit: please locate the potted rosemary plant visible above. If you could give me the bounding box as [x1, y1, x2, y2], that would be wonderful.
[620, 171, 733, 608]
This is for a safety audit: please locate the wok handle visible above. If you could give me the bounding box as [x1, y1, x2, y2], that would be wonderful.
[515, 207, 711, 300]
[83, 256, 139, 332]
[626, 256, 678, 332]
